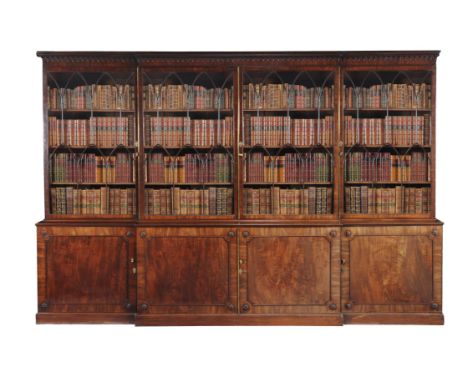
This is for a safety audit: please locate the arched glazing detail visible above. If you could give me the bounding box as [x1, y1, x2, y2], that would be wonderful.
[142, 69, 235, 217]
[343, 69, 433, 215]
[142, 71, 234, 150]
[242, 70, 335, 147]
[241, 70, 335, 216]
[46, 70, 137, 216]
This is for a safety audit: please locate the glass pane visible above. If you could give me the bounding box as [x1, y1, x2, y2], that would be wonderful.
[47, 71, 136, 216]
[142, 70, 234, 216]
[343, 70, 432, 215]
[242, 70, 335, 216]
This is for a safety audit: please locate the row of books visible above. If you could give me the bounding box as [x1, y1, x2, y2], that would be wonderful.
[345, 186, 430, 214]
[244, 116, 334, 146]
[145, 153, 231, 183]
[344, 115, 430, 146]
[48, 85, 134, 110]
[346, 152, 429, 182]
[343, 83, 431, 109]
[243, 84, 335, 109]
[243, 187, 332, 215]
[145, 187, 233, 215]
[144, 116, 233, 147]
[48, 116, 135, 147]
[244, 152, 331, 183]
[144, 84, 233, 110]
[50, 153, 135, 183]
[50, 187, 136, 215]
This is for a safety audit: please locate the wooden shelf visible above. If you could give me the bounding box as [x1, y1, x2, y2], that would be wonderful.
[244, 182, 331, 186]
[342, 213, 432, 218]
[243, 145, 333, 150]
[49, 146, 137, 151]
[345, 144, 431, 149]
[242, 213, 335, 219]
[345, 181, 431, 185]
[144, 108, 232, 113]
[145, 182, 232, 186]
[344, 108, 431, 112]
[48, 214, 136, 219]
[142, 214, 235, 219]
[243, 108, 334, 113]
[49, 109, 135, 113]
[50, 182, 135, 186]
[144, 146, 233, 150]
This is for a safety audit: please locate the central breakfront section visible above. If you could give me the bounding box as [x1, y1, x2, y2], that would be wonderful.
[36, 51, 443, 325]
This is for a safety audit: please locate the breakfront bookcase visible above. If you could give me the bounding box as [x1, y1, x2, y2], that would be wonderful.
[36, 51, 443, 325]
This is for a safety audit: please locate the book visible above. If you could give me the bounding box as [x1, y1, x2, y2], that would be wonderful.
[144, 84, 233, 110]
[343, 83, 431, 109]
[50, 187, 135, 215]
[244, 152, 330, 183]
[243, 83, 334, 109]
[48, 84, 134, 110]
[49, 116, 135, 147]
[145, 187, 233, 215]
[145, 153, 231, 184]
[144, 116, 233, 147]
[345, 186, 430, 214]
[244, 116, 334, 146]
[50, 153, 135, 183]
[346, 152, 429, 182]
[243, 187, 332, 215]
[344, 115, 430, 146]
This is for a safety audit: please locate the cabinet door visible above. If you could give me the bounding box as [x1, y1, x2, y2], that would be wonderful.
[238, 227, 341, 314]
[341, 225, 442, 313]
[37, 226, 136, 313]
[137, 227, 237, 314]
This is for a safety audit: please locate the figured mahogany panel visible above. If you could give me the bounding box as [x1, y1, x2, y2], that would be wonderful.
[37, 226, 136, 314]
[247, 236, 330, 304]
[239, 227, 340, 314]
[350, 236, 432, 304]
[341, 225, 442, 314]
[137, 227, 237, 314]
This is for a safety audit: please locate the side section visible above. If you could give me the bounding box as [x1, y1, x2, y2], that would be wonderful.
[341, 224, 443, 324]
[36, 225, 136, 324]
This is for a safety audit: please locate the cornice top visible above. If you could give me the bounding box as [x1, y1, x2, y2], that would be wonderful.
[37, 50, 440, 65]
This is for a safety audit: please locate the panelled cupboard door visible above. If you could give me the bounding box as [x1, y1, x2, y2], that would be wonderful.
[137, 227, 238, 314]
[238, 227, 341, 314]
[37, 226, 136, 314]
[341, 225, 442, 314]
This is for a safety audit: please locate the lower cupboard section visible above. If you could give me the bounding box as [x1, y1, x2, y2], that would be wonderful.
[36, 226, 136, 323]
[340, 225, 443, 324]
[136, 227, 238, 315]
[36, 224, 443, 325]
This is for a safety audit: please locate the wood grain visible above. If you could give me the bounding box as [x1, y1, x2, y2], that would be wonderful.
[37, 226, 136, 314]
[341, 225, 442, 314]
[137, 227, 237, 314]
[239, 227, 341, 315]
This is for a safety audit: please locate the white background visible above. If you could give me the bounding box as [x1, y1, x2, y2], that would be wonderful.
[0, 0, 466, 381]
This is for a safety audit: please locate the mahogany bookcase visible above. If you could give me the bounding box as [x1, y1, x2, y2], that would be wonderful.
[36, 51, 443, 325]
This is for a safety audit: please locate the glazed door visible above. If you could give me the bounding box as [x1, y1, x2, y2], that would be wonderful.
[37, 226, 136, 314]
[137, 227, 238, 314]
[341, 225, 442, 314]
[238, 227, 341, 314]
